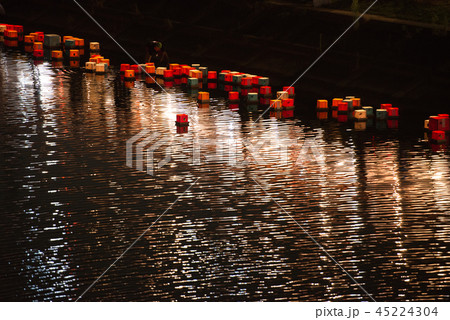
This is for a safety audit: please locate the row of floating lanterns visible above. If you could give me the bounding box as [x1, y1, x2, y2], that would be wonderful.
[2, 24, 277, 104]
[2, 23, 449, 146]
[314, 96, 401, 131]
[1, 23, 293, 130]
[115, 63, 298, 128]
[317, 98, 398, 121]
[1, 23, 294, 111]
[316, 95, 450, 149]
[0, 23, 110, 71]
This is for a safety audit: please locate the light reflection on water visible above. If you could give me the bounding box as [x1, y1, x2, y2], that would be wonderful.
[0, 49, 449, 301]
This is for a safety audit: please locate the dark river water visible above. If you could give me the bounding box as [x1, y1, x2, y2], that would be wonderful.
[0, 48, 449, 302]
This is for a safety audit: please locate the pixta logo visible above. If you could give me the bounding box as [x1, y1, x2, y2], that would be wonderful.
[126, 129, 172, 176]
[126, 129, 325, 176]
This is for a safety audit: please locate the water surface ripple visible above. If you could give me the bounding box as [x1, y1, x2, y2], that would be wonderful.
[0, 50, 449, 301]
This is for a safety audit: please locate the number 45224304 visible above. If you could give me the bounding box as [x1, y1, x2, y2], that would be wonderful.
[376, 307, 438, 317]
